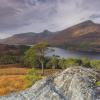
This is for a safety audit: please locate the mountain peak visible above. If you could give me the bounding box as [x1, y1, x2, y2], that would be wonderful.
[84, 20, 94, 23]
[39, 30, 52, 35]
[74, 20, 95, 28]
[80, 20, 95, 25]
[42, 30, 51, 33]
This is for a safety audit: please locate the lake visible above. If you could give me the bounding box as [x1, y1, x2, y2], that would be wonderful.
[47, 47, 100, 60]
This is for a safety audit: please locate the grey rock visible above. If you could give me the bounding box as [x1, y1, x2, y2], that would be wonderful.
[0, 66, 99, 100]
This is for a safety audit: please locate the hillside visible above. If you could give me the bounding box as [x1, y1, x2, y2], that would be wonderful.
[48, 20, 100, 52]
[0, 67, 100, 100]
[0, 20, 100, 52]
[0, 44, 29, 55]
[0, 30, 53, 45]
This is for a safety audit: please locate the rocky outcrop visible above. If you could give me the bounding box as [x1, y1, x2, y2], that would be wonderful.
[0, 67, 100, 100]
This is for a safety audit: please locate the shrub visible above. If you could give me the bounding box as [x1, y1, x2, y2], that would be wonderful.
[58, 58, 67, 69]
[46, 61, 52, 69]
[81, 57, 91, 67]
[96, 81, 100, 86]
[58, 58, 80, 69]
[65, 58, 80, 68]
[24, 68, 41, 88]
[90, 60, 100, 69]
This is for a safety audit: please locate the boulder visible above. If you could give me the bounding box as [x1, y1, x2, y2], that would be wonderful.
[0, 66, 99, 100]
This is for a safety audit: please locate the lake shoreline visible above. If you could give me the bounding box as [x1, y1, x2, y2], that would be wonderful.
[64, 49, 100, 54]
[49, 45, 100, 53]
[48, 47, 100, 60]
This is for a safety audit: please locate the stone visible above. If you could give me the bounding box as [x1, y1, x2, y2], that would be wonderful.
[0, 66, 99, 100]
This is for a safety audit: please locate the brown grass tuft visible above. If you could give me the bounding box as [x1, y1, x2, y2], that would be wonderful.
[0, 75, 28, 96]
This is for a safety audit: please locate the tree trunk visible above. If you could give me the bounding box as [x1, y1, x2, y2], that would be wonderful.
[41, 62, 44, 75]
[52, 65, 55, 69]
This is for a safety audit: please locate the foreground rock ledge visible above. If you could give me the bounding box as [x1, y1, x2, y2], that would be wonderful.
[0, 66, 100, 100]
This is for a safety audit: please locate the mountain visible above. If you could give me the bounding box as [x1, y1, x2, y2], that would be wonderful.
[48, 20, 100, 52]
[0, 30, 53, 45]
[0, 20, 100, 52]
[0, 67, 100, 100]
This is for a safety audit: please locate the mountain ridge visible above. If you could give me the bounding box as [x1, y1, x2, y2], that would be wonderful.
[0, 20, 100, 52]
[48, 20, 100, 52]
[0, 30, 53, 45]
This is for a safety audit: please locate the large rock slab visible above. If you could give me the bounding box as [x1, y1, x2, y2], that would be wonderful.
[0, 67, 99, 100]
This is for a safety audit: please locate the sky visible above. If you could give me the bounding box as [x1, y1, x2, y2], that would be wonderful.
[0, 0, 100, 38]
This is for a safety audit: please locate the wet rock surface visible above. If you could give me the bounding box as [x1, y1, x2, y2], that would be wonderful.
[0, 67, 100, 100]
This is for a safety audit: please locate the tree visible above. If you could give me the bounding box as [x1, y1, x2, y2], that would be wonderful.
[24, 41, 49, 75]
[58, 58, 66, 69]
[46, 55, 59, 69]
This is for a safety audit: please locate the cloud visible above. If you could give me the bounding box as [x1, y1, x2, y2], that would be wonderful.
[0, 0, 100, 38]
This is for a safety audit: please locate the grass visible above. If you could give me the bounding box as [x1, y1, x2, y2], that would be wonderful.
[0, 64, 29, 96]
[0, 68, 28, 75]
[0, 75, 28, 96]
[0, 64, 22, 69]
[96, 81, 100, 87]
[0, 64, 60, 96]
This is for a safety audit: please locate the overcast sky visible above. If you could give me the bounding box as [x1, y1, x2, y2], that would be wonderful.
[0, 0, 100, 38]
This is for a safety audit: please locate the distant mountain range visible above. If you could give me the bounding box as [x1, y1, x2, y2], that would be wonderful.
[0, 30, 53, 45]
[0, 20, 100, 52]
